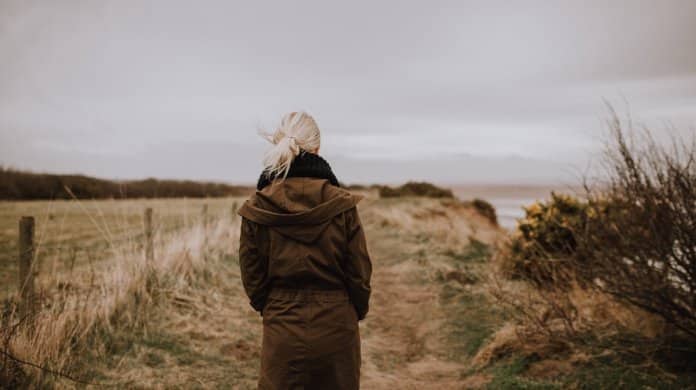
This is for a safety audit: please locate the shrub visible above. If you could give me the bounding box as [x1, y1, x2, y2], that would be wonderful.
[572, 110, 696, 339]
[344, 183, 368, 190]
[503, 108, 696, 340]
[378, 181, 454, 198]
[376, 185, 402, 198]
[503, 192, 587, 287]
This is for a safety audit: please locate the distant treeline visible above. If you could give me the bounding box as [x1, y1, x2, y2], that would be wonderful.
[0, 167, 254, 200]
[376, 181, 454, 198]
[344, 181, 456, 198]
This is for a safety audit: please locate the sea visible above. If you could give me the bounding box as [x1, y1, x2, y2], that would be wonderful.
[451, 184, 580, 230]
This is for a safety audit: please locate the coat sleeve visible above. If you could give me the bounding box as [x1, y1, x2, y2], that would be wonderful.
[343, 207, 372, 321]
[239, 216, 270, 314]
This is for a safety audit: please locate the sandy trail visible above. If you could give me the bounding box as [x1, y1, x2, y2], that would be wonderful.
[351, 196, 502, 390]
[359, 228, 469, 389]
[361, 265, 466, 389]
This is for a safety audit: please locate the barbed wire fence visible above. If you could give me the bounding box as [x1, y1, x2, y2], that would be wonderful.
[1, 200, 240, 386]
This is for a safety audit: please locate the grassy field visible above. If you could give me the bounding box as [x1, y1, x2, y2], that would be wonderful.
[1, 194, 692, 388]
[0, 197, 244, 298]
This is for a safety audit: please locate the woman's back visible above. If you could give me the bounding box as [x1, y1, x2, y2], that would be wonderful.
[239, 175, 368, 293]
[238, 145, 372, 389]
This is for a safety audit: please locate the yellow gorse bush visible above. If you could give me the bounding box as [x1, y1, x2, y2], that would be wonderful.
[503, 192, 588, 287]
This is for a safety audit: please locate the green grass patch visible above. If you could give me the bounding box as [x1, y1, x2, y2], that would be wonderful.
[140, 332, 228, 366]
[559, 332, 696, 389]
[468, 332, 696, 389]
[484, 357, 560, 390]
[440, 283, 507, 361]
[561, 362, 693, 390]
[443, 238, 491, 263]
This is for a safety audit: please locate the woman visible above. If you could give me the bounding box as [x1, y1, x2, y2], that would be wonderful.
[237, 111, 372, 390]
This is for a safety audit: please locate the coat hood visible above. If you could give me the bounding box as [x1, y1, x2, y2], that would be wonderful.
[238, 177, 364, 244]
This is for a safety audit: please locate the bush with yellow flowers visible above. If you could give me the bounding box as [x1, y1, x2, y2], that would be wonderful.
[502, 192, 589, 288]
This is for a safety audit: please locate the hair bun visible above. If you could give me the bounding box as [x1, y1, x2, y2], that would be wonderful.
[287, 136, 301, 156]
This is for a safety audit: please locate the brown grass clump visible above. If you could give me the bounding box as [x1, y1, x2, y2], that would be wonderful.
[469, 198, 498, 227]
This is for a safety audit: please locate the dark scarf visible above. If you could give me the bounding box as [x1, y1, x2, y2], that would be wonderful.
[256, 151, 341, 190]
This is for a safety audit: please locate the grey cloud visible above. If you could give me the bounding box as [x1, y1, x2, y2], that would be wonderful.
[1, 0, 695, 185]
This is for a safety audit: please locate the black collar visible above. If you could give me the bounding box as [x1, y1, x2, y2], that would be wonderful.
[256, 151, 341, 190]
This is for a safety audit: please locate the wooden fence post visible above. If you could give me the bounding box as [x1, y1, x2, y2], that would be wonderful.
[18, 216, 35, 318]
[144, 208, 154, 262]
[202, 204, 209, 256]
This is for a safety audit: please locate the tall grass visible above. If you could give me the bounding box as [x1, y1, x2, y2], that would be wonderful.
[1, 204, 241, 387]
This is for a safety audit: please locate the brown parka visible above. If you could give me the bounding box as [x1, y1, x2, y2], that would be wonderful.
[237, 176, 372, 390]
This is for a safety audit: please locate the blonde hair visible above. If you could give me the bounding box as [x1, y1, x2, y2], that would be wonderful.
[259, 111, 321, 180]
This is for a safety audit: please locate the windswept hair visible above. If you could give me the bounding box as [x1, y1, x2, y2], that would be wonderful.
[259, 111, 321, 180]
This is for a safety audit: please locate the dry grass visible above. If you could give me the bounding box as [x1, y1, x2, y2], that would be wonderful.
[2, 199, 245, 387]
[480, 241, 696, 388]
[0, 198, 239, 297]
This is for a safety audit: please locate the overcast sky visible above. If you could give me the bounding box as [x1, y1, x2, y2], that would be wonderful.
[1, 0, 695, 185]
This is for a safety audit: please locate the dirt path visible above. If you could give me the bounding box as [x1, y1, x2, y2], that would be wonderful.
[359, 228, 466, 389]
[360, 260, 466, 389]
[356, 197, 501, 389]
